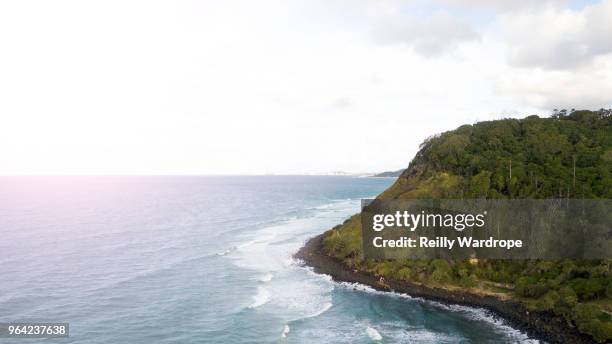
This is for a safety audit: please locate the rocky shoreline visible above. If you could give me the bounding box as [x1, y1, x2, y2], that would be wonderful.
[295, 232, 596, 344]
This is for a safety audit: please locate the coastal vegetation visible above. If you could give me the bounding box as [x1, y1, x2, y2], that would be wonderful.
[322, 109, 612, 342]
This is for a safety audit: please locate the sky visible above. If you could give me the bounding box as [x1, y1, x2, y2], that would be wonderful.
[0, 0, 610, 175]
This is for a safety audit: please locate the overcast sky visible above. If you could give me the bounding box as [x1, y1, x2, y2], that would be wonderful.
[1, 0, 610, 175]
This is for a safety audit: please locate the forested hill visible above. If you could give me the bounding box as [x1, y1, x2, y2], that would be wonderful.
[323, 109, 612, 342]
[380, 109, 611, 200]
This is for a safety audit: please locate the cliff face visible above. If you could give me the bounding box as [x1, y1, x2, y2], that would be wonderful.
[319, 110, 612, 343]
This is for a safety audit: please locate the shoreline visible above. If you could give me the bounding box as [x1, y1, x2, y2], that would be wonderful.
[295, 232, 596, 344]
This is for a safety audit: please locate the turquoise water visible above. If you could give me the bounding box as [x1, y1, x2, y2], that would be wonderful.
[0, 176, 538, 343]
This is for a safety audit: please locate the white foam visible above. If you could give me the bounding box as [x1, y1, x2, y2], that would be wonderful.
[337, 281, 382, 294]
[301, 266, 333, 283]
[389, 328, 455, 342]
[311, 198, 354, 210]
[259, 273, 273, 282]
[281, 324, 290, 338]
[263, 274, 334, 322]
[306, 301, 332, 318]
[237, 233, 278, 250]
[216, 247, 234, 256]
[366, 327, 382, 341]
[336, 281, 538, 343]
[248, 286, 271, 309]
[230, 199, 360, 272]
[237, 239, 258, 250]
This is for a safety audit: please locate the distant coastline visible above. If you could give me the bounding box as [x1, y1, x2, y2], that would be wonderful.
[371, 169, 404, 178]
[295, 232, 597, 344]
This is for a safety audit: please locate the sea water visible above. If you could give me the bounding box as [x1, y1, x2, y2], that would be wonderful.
[0, 176, 539, 343]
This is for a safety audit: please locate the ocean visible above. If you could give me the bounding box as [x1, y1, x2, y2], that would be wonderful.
[0, 176, 538, 343]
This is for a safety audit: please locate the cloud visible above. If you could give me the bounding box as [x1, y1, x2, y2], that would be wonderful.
[372, 11, 479, 56]
[501, 0, 612, 69]
[494, 59, 612, 109]
[330, 97, 353, 109]
[439, 0, 570, 11]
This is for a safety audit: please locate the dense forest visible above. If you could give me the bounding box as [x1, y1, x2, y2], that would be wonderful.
[323, 109, 612, 342]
